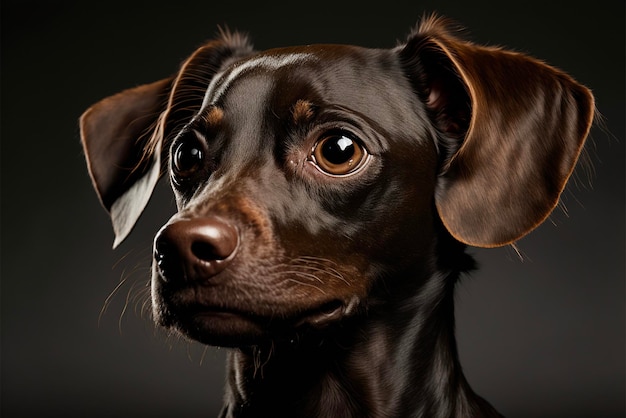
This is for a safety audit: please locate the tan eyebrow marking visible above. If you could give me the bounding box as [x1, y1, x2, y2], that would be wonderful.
[292, 99, 315, 125]
[200, 106, 224, 128]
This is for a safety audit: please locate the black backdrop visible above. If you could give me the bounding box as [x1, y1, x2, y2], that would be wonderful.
[2, 1, 624, 417]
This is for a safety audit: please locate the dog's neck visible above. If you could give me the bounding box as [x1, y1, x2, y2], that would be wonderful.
[219, 246, 501, 418]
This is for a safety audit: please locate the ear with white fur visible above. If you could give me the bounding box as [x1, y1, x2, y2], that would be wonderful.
[80, 32, 254, 247]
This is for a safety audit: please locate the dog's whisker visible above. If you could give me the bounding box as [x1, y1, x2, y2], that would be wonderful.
[280, 270, 324, 283]
[99, 276, 128, 326]
[137, 282, 154, 320]
[131, 284, 151, 318]
[199, 345, 210, 366]
[300, 264, 350, 286]
[99, 247, 153, 329]
[328, 269, 350, 286]
[280, 255, 351, 286]
[251, 342, 275, 379]
[186, 341, 195, 363]
[111, 249, 135, 270]
[286, 263, 329, 273]
[285, 278, 327, 295]
[294, 255, 339, 267]
[118, 280, 139, 334]
[290, 259, 351, 286]
[509, 242, 526, 262]
[118, 302, 128, 334]
[141, 297, 152, 319]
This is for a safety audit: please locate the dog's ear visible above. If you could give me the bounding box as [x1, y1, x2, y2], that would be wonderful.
[80, 32, 253, 248]
[80, 79, 170, 248]
[400, 16, 595, 248]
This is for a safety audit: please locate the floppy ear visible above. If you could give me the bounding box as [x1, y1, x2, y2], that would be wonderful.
[80, 79, 170, 248]
[400, 16, 595, 248]
[80, 31, 254, 248]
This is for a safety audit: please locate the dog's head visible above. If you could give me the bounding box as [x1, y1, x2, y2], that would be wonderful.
[80, 17, 593, 347]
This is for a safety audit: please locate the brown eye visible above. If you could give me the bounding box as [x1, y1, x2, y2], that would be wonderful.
[312, 132, 368, 176]
[172, 138, 204, 181]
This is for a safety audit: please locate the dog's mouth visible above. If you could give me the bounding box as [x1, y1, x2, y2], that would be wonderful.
[164, 297, 359, 347]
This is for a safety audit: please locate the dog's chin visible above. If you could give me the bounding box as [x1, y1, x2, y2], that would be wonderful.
[159, 298, 358, 348]
[171, 310, 269, 347]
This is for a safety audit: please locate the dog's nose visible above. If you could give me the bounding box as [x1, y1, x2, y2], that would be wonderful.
[154, 217, 239, 281]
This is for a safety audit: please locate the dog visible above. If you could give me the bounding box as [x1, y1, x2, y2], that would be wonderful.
[80, 15, 594, 417]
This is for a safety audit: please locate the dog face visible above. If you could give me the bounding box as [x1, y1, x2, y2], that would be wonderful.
[80, 18, 594, 348]
[152, 45, 440, 346]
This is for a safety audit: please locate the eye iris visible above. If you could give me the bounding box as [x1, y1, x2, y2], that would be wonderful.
[174, 140, 203, 176]
[313, 133, 366, 175]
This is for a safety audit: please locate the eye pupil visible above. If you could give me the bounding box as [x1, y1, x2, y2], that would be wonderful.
[173, 139, 204, 178]
[321, 136, 355, 165]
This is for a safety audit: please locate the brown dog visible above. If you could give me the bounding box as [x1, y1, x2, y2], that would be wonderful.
[80, 15, 594, 417]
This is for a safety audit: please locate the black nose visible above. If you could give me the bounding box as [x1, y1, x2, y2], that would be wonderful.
[154, 217, 239, 282]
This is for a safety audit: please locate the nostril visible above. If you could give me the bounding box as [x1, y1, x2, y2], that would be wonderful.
[154, 232, 180, 280]
[192, 241, 228, 262]
[154, 238, 168, 261]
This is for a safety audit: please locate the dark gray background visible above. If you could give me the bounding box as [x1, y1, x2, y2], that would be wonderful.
[2, 1, 624, 417]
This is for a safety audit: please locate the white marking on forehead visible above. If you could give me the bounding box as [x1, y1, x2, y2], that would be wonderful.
[201, 53, 315, 109]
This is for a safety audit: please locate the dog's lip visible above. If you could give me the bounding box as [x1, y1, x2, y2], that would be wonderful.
[172, 296, 360, 342]
[179, 304, 263, 325]
[173, 306, 266, 346]
[183, 299, 349, 326]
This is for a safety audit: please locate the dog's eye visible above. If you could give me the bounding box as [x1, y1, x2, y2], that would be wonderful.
[311, 132, 368, 176]
[172, 138, 204, 180]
